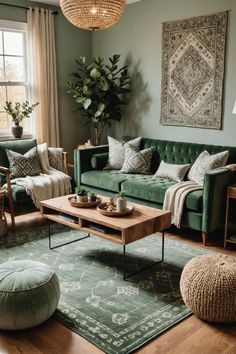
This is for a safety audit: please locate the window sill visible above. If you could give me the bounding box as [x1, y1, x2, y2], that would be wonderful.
[0, 133, 33, 141]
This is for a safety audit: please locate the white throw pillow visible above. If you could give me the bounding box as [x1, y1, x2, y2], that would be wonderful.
[154, 160, 190, 182]
[188, 150, 229, 184]
[120, 145, 153, 174]
[104, 136, 142, 170]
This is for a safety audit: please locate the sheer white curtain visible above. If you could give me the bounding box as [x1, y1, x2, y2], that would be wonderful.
[27, 7, 59, 146]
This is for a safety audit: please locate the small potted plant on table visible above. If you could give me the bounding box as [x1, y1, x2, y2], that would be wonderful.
[87, 192, 97, 202]
[75, 187, 88, 202]
[116, 191, 127, 212]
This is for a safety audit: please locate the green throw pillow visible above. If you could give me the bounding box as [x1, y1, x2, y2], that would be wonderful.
[6, 147, 42, 178]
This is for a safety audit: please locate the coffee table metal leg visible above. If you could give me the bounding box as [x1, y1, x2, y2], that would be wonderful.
[123, 231, 165, 281]
[162, 230, 164, 261]
[123, 245, 126, 280]
[48, 221, 90, 250]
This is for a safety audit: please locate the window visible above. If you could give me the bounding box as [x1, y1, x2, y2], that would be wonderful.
[0, 20, 31, 138]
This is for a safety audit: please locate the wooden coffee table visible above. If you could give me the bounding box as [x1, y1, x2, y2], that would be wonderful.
[41, 195, 171, 280]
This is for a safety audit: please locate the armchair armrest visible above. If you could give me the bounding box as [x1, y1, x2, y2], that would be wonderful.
[202, 168, 236, 233]
[0, 165, 15, 230]
[74, 145, 109, 186]
[91, 152, 108, 170]
[62, 152, 69, 174]
[0, 166, 10, 174]
[0, 166, 11, 190]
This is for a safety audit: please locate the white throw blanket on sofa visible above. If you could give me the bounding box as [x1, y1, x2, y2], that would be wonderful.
[10, 143, 71, 208]
[163, 181, 203, 228]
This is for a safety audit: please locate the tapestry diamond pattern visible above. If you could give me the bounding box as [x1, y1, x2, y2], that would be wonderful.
[160, 12, 227, 129]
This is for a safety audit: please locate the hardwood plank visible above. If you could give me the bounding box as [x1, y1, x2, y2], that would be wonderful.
[1, 211, 235, 354]
[136, 316, 236, 354]
[166, 321, 236, 354]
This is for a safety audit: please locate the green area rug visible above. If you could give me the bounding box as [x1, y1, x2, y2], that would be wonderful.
[0, 225, 210, 354]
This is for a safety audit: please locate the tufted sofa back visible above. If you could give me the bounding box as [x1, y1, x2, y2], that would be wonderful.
[124, 136, 236, 173]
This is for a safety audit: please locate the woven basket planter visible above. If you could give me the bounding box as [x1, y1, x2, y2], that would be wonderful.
[180, 254, 236, 323]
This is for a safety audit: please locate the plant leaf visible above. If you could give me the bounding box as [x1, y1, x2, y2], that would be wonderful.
[83, 98, 91, 110]
[90, 68, 101, 80]
[75, 96, 86, 104]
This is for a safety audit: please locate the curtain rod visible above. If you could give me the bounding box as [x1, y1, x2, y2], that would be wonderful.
[0, 2, 58, 15]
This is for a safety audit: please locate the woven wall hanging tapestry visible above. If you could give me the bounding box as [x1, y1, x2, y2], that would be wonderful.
[160, 12, 227, 129]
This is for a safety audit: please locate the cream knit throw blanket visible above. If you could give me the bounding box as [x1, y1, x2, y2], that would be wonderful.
[163, 181, 203, 228]
[10, 143, 71, 208]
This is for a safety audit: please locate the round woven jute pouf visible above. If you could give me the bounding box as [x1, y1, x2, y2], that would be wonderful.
[0, 260, 60, 330]
[180, 254, 236, 323]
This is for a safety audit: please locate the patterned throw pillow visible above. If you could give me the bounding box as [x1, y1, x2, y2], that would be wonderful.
[188, 150, 229, 184]
[6, 147, 42, 178]
[104, 136, 142, 170]
[48, 147, 64, 172]
[120, 145, 153, 174]
[154, 160, 190, 182]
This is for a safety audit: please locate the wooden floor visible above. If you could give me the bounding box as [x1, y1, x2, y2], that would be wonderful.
[0, 212, 236, 354]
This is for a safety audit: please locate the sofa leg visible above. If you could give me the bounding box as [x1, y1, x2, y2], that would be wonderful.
[202, 232, 208, 246]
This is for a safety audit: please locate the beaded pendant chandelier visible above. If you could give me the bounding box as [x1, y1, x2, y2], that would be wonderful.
[60, 0, 126, 31]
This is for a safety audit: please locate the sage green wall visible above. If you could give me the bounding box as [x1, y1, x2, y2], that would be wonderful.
[92, 0, 236, 146]
[0, 0, 91, 157]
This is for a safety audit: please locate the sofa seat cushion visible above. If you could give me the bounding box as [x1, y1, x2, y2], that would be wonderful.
[81, 170, 128, 192]
[121, 176, 176, 204]
[121, 176, 203, 212]
[11, 184, 32, 203]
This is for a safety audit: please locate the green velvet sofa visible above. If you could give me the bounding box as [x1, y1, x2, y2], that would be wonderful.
[74, 137, 236, 245]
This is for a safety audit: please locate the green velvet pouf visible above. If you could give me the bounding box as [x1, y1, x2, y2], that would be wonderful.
[0, 260, 60, 330]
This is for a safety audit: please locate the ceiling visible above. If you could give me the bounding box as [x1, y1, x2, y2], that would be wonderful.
[29, 0, 141, 6]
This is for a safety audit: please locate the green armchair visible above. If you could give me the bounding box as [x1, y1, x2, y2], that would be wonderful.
[0, 139, 69, 231]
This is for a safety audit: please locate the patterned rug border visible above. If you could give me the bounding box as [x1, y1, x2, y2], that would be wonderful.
[55, 303, 192, 354]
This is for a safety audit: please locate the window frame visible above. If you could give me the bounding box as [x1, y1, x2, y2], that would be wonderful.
[0, 20, 32, 140]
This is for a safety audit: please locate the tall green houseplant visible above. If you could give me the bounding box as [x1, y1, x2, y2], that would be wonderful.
[67, 54, 130, 145]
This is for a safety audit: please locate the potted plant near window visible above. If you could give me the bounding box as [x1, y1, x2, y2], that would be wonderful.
[4, 100, 39, 138]
[75, 186, 88, 202]
[67, 54, 130, 145]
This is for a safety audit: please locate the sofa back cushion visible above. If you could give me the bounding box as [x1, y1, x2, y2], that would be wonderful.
[123, 136, 236, 173]
[0, 139, 37, 168]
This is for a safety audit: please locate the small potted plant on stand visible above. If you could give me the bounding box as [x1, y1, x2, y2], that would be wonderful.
[116, 191, 127, 212]
[75, 187, 88, 202]
[4, 100, 39, 139]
